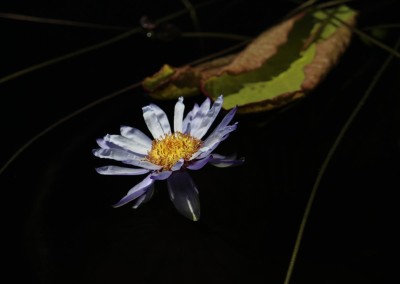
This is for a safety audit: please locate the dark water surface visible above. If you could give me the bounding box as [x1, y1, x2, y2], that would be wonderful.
[1, 1, 399, 283]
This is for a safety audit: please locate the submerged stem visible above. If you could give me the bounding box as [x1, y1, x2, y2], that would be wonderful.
[283, 37, 400, 284]
[0, 82, 141, 176]
[181, 32, 250, 41]
[362, 23, 400, 31]
[331, 14, 400, 59]
[0, 0, 215, 85]
[284, 0, 353, 20]
[0, 27, 141, 85]
[0, 12, 128, 30]
[181, 0, 202, 32]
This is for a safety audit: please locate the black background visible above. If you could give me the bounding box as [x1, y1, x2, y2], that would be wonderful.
[1, 0, 399, 283]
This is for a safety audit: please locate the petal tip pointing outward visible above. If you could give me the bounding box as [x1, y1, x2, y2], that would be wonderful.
[112, 175, 154, 208]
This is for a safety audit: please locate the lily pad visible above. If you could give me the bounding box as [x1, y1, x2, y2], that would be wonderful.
[142, 64, 175, 92]
[203, 5, 357, 113]
[142, 64, 201, 99]
[142, 54, 237, 100]
[142, 5, 357, 113]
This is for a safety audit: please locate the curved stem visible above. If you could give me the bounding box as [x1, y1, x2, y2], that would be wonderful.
[362, 23, 400, 31]
[332, 14, 400, 59]
[0, 27, 141, 84]
[181, 32, 250, 41]
[283, 0, 353, 20]
[0, 82, 141, 176]
[181, 0, 202, 32]
[283, 37, 400, 284]
[0, 12, 128, 30]
[0, 0, 216, 85]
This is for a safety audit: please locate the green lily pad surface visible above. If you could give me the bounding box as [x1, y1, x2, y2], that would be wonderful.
[203, 5, 356, 112]
[142, 5, 357, 113]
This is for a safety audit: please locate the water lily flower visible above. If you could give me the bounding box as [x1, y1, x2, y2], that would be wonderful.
[93, 95, 244, 221]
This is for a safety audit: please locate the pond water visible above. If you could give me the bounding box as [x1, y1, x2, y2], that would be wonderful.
[1, 0, 399, 283]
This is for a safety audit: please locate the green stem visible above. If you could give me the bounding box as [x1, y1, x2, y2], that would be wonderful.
[284, 0, 352, 20]
[283, 37, 400, 284]
[0, 82, 141, 176]
[0, 0, 215, 85]
[362, 23, 400, 31]
[0, 27, 141, 84]
[331, 15, 400, 59]
[181, 0, 202, 32]
[181, 32, 250, 41]
[0, 12, 128, 30]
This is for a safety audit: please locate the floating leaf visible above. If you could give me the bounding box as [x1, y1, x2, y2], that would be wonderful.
[142, 64, 175, 92]
[142, 5, 357, 113]
[142, 55, 236, 100]
[204, 5, 357, 113]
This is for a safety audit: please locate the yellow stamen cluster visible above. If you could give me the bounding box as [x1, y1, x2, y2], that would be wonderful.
[146, 132, 202, 171]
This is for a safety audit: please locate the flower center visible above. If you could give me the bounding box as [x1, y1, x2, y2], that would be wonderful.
[146, 132, 202, 171]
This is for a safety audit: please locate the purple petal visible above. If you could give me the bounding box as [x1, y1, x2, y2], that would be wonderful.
[191, 123, 237, 160]
[167, 171, 200, 221]
[174, 97, 185, 133]
[197, 144, 219, 160]
[93, 148, 142, 161]
[210, 153, 237, 160]
[120, 126, 153, 147]
[92, 148, 162, 170]
[184, 122, 192, 136]
[182, 103, 199, 134]
[122, 160, 161, 170]
[151, 171, 172, 180]
[149, 159, 184, 180]
[191, 95, 223, 139]
[96, 138, 109, 149]
[113, 174, 155, 207]
[189, 98, 211, 135]
[95, 166, 149, 175]
[217, 106, 237, 129]
[195, 124, 238, 161]
[203, 122, 238, 149]
[104, 134, 150, 155]
[132, 184, 155, 209]
[142, 105, 165, 139]
[209, 156, 245, 168]
[189, 146, 211, 160]
[171, 159, 184, 171]
[96, 138, 124, 150]
[203, 106, 237, 142]
[187, 156, 212, 170]
[149, 103, 171, 134]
